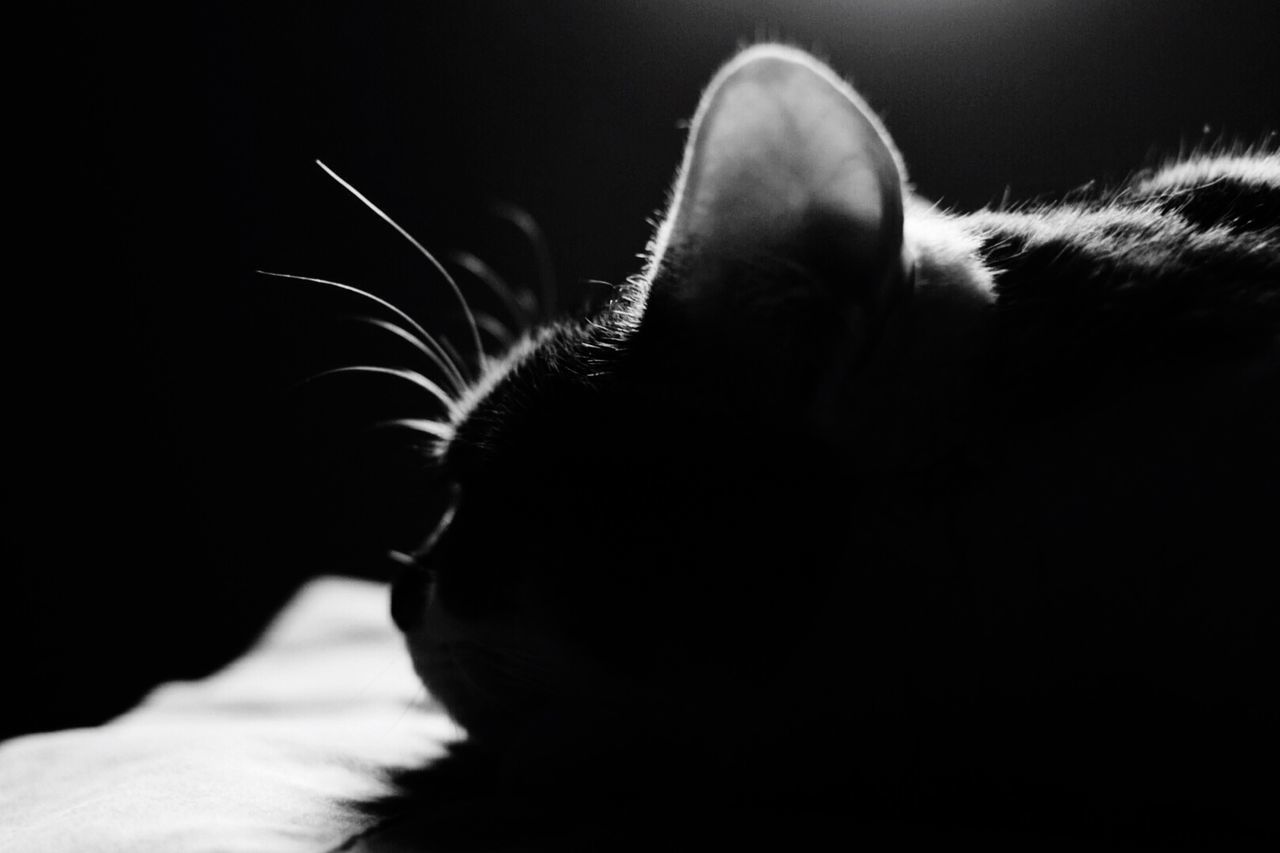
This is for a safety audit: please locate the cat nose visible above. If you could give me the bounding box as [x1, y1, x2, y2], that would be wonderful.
[389, 551, 429, 632]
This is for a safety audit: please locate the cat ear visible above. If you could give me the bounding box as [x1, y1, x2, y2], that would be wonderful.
[646, 45, 911, 329]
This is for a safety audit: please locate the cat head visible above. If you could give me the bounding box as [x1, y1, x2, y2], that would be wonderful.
[390, 45, 932, 757]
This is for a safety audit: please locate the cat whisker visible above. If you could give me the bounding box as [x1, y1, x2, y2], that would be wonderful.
[441, 642, 497, 706]
[449, 250, 536, 329]
[437, 337, 471, 379]
[395, 686, 430, 728]
[582, 279, 622, 313]
[474, 312, 515, 350]
[348, 315, 465, 391]
[489, 201, 557, 319]
[315, 159, 486, 375]
[460, 647, 559, 699]
[255, 269, 469, 393]
[302, 365, 457, 415]
[374, 418, 454, 441]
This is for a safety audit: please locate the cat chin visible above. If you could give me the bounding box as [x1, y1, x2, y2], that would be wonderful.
[402, 595, 589, 740]
[407, 614, 716, 766]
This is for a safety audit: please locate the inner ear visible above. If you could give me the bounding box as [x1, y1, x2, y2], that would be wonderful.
[647, 45, 910, 317]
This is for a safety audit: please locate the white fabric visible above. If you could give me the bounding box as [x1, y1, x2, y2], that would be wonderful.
[0, 578, 456, 853]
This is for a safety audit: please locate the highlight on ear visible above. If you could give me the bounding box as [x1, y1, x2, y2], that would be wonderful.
[648, 44, 910, 309]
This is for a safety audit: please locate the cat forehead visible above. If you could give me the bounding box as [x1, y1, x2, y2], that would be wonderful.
[439, 317, 630, 473]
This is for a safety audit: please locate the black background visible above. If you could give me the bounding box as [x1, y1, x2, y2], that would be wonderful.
[8, 0, 1277, 739]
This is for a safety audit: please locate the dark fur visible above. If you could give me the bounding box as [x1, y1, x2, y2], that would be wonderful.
[334, 54, 1280, 849]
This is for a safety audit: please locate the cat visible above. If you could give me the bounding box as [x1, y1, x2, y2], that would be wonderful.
[318, 45, 1278, 847]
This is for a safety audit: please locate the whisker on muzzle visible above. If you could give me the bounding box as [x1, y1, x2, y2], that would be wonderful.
[347, 315, 467, 390]
[449, 249, 537, 329]
[256, 269, 469, 393]
[316, 159, 486, 376]
[300, 365, 457, 415]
